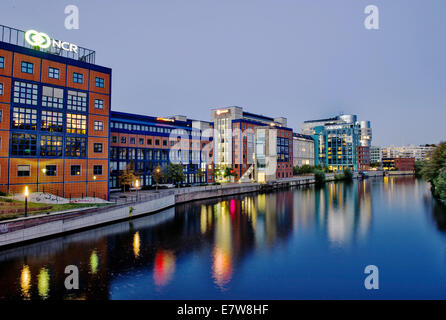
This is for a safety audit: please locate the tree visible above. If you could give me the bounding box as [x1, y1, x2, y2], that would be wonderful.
[343, 168, 353, 181]
[422, 142, 446, 200]
[119, 160, 138, 192]
[313, 169, 326, 186]
[165, 163, 186, 187]
[152, 165, 164, 191]
[223, 167, 236, 178]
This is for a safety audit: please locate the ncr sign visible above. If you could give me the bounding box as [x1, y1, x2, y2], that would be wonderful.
[25, 29, 78, 53]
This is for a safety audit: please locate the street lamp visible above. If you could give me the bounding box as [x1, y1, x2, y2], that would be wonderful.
[135, 179, 140, 201]
[93, 175, 97, 199]
[24, 186, 29, 218]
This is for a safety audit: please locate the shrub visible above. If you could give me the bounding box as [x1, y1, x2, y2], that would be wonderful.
[313, 169, 326, 185]
[343, 168, 353, 181]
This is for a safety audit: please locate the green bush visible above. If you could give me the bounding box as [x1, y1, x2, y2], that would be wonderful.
[343, 168, 353, 181]
[313, 169, 326, 185]
[433, 171, 446, 200]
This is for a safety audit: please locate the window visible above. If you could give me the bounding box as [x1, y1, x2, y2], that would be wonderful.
[73, 72, 83, 84]
[121, 137, 126, 144]
[163, 140, 167, 146]
[67, 90, 87, 112]
[71, 165, 81, 176]
[11, 134, 37, 156]
[94, 99, 104, 109]
[0, 83, 3, 95]
[41, 110, 63, 132]
[95, 77, 104, 88]
[48, 67, 60, 79]
[0, 110, 2, 122]
[45, 165, 57, 176]
[112, 136, 117, 143]
[93, 165, 103, 175]
[21, 61, 33, 74]
[0, 56, 4, 68]
[42, 86, 64, 109]
[66, 137, 86, 157]
[12, 107, 37, 130]
[66, 113, 87, 134]
[130, 137, 135, 144]
[155, 139, 160, 146]
[17, 165, 30, 177]
[147, 138, 152, 145]
[14, 81, 38, 105]
[40, 135, 63, 156]
[139, 138, 144, 145]
[94, 120, 104, 131]
[93, 143, 103, 153]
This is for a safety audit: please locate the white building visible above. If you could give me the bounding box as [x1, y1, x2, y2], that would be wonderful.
[292, 133, 315, 167]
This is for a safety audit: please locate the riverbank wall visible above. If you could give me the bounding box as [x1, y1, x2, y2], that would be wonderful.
[0, 171, 389, 247]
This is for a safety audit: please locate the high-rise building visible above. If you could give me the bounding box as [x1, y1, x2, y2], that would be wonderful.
[301, 114, 372, 171]
[0, 25, 111, 198]
[211, 106, 293, 181]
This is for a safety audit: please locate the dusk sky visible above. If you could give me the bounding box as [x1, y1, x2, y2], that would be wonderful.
[1, 0, 445, 146]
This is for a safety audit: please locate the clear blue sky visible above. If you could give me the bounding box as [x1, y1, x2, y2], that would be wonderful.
[1, 0, 445, 146]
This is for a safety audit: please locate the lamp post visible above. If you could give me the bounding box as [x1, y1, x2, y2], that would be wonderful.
[135, 179, 139, 201]
[24, 186, 29, 218]
[93, 175, 97, 199]
[41, 169, 46, 193]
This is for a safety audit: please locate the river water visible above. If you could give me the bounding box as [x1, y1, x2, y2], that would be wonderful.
[1, 176, 446, 300]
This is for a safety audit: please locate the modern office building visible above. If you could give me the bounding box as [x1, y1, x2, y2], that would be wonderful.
[292, 133, 314, 167]
[211, 106, 293, 182]
[0, 25, 111, 198]
[109, 112, 214, 190]
[301, 114, 372, 171]
[381, 145, 435, 162]
[370, 146, 382, 164]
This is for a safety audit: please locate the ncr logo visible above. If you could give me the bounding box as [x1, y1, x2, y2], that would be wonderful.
[25, 29, 78, 53]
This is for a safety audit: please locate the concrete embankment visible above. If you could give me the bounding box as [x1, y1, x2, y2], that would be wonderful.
[0, 172, 388, 247]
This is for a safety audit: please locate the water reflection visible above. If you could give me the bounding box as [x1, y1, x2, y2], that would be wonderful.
[0, 177, 445, 299]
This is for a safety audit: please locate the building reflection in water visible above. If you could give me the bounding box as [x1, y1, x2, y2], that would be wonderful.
[37, 267, 50, 300]
[153, 250, 176, 287]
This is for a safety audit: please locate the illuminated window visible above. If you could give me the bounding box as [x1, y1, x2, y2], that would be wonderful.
[48, 67, 60, 79]
[45, 165, 57, 176]
[14, 81, 38, 105]
[17, 165, 30, 177]
[73, 72, 83, 84]
[93, 143, 103, 153]
[40, 135, 63, 156]
[21, 61, 33, 74]
[11, 133, 37, 156]
[0, 56, 4, 68]
[94, 120, 104, 131]
[42, 86, 64, 109]
[95, 77, 104, 88]
[66, 113, 86, 134]
[66, 137, 86, 157]
[70, 165, 81, 176]
[41, 110, 63, 132]
[94, 99, 104, 109]
[13, 107, 37, 130]
[93, 165, 102, 175]
[67, 90, 87, 112]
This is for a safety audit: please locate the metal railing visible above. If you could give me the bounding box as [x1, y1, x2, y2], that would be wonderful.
[0, 24, 96, 64]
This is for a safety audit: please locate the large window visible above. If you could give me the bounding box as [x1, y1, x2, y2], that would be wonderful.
[42, 86, 64, 109]
[66, 137, 86, 157]
[93, 143, 103, 153]
[12, 107, 37, 130]
[93, 165, 103, 175]
[71, 165, 81, 176]
[0, 56, 4, 68]
[94, 120, 104, 131]
[11, 133, 37, 156]
[17, 165, 30, 177]
[72, 72, 83, 84]
[67, 90, 87, 112]
[66, 113, 87, 134]
[48, 67, 60, 79]
[95, 77, 104, 88]
[21, 61, 33, 74]
[40, 135, 63, 157]
[13, 81, 38, 105]
[94, 99, 104, 109]
[45, 165, 57, 176]
[41, 110, 63, 132]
